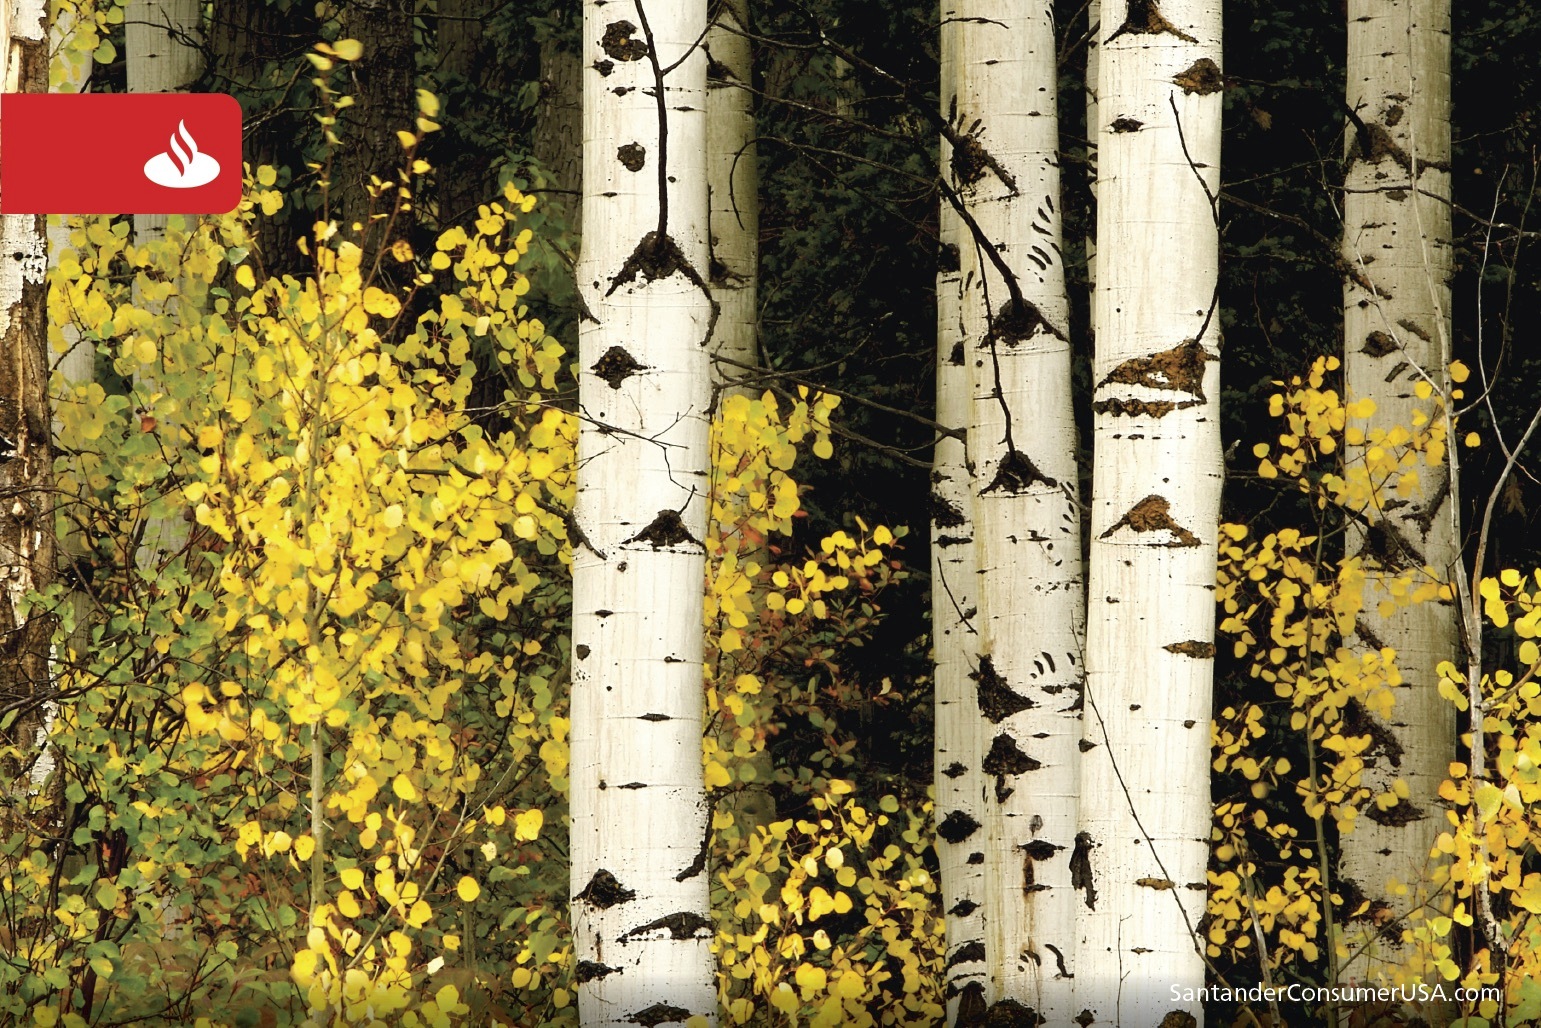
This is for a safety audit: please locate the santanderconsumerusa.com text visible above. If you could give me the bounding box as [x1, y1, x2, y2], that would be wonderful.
[1170, 984, 1504, 1005]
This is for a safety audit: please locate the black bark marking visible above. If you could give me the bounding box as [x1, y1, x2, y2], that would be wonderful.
[574, 960, 620, 983]
[931, 493, 968, 528]
[567, 511, 607, 559]
[946, 940, 987, 971]
[1078, 738, 1097, 752]
[1107, 0, 1198, 43]
[592, 345, 647, 388]
[600, 21, 649, 62]
[1109, 117, 1144, 133]
[1337, 876, 1395, 926]
[1341, 697, 1404, 768]
[1045, 943, 1072, 979]
[626, 510, 701, 550]
[607, 231, 709, 296]
[638, 712, 670, 722]
[576, 644, 591, 660]
[617, 142, 646, 171]
[1364, 797, 1428, 827]
[939, 241, 960, 274]
[1092, 397, 1196, 419]
[938, 809, 983, 843]
[1070, 832, 1098, 910]
[941, 760, 968, 779]
[1163, 640, 1216, 659]
[1361, 330, 1398, 358]
[949, 132, 1017, 193]
[1137, 877, 1176, 890]
[948, 340, 965, 365]
[675, 823, 709, 881]
[982, 450, 1057, 495]
[1397, 317, 1432, 342]
[983, 733, 1041, 802]
[593, 59, 615, 76]
[1021, 840, 1061, 861]
[957, 983, 988, 1028]
[1099, 495, 1202, 547]
[967, 852, 984, 864]
[619, 911, 712, 942]
[948, 898, 980, 917]
[1172, 58, 1223, 95]
[628, 1003, 691, 1026]
[936, 534, 972, 549]
[618, 781, 647, 789]
[1075, 1011, 1096, 1027]
[982, 998, 1044, 1027]
[1159, 1013, 1198, 1028]
[577, 869, 635, 909]
[973, 657, 1034, 723]
[992, 297, 1066, 344]
[1097, 339, 1214, 400]
[1351, 120, 1411, 171]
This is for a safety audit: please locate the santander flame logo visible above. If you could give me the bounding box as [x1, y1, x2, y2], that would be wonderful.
[143, 120, 221, 188]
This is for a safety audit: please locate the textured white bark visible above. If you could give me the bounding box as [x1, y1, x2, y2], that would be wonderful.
[1085, 0, 1099, 338]
[570, 3, 717, 1025]
[934, 9, 988, 1025]
[127, 0, 199, 566]
[705, 0, 757, 399]
[953, 1, 1084, 1021]
[1338, 0, 1455, 985]
[0, 0, 53, 801]
[35, 4, 94, 793]
[1075, 1, 1223, 1023]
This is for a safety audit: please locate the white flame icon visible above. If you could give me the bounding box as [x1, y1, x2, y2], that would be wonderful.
[143, 120, 221, 188]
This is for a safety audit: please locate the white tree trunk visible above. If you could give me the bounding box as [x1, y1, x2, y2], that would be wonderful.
[126, 0, 200, 566]
[933, 8, 988, 1025]
[36, 2, 94, 793]
[705, 0, 757, 398]
[952, 1, 1084, 1021]
[0, 0, 54, 799]
[570, 3, 717, 1025]
[1338, 0, 1455, 985]
[1075, 1, 1223, 1023]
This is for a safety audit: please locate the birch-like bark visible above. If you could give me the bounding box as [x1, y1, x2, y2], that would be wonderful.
[1338, 0, 1455, 985]
[36, 2, 94, 793]
[1075, 1, 1223, 1023]
[705, 0, 757, 398]
[934, 9, 987, 1024]
[569, 3, 717, 1025]
[0, 0, 55, 800]
[126, 0, 199, 567]
[953, 1, 1084, 1021]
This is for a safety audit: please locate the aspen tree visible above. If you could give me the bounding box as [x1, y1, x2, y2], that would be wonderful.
[1338, 0, 1456, 984]
[933, 8, 988, 1023]
[1075, 0, 1223, 1022]
[953, 0, 1084, 1020]
[0, 0, 55, 797]
[569, 3, 717, 1025]
[126, 0, 200, 565]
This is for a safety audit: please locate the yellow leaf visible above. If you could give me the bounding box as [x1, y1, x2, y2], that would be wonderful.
[393, 774, 419, 802]
[795, 962, 828, 993]
[1465, 432, 1481, 448]
[514, 807, 543, 841]
[1450, 360, 1470, 383]
[456, 876, 481, 901]
[235, 264, 255, 290]
[332, 38, 363, 61]
[294, 835, 315, 861]
[340, 866, 365, 890]
[397, 130, 418, 150]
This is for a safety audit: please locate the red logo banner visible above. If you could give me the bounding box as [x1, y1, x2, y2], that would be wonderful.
[1, 93, 242, 215]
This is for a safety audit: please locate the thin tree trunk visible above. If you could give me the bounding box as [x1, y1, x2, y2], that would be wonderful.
[934, 5, 987, 1025]
[952, 0, 1084, 1020]
[533, 31, 583, 239]
[569, 2, 717, 1025]
[1075, 1, 1223, 1023]
[126, 0, 199, 567]
[1338, 0, 1456, 985]
[0, 0, 55, 798]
